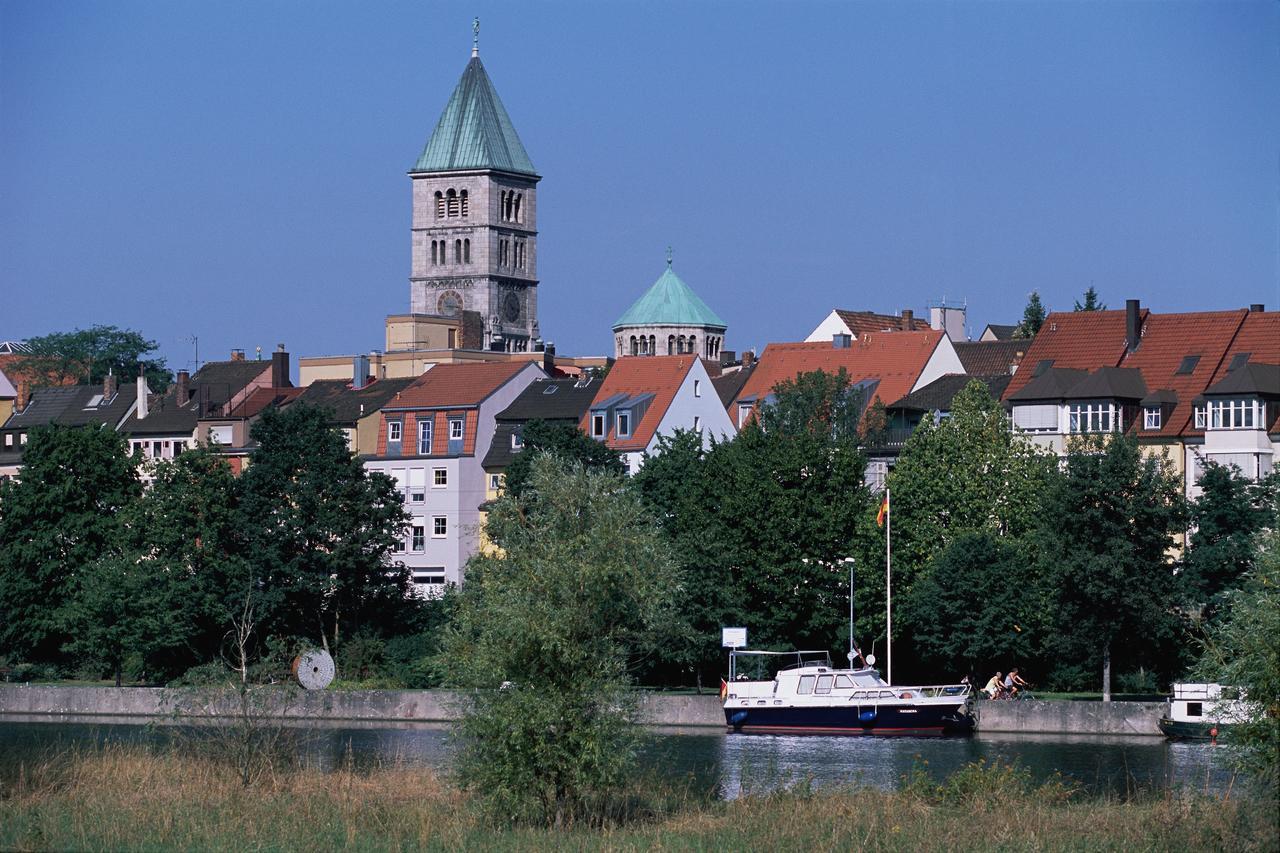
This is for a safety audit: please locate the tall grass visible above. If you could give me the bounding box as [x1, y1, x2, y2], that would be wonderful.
[0, 744, 1274, 851]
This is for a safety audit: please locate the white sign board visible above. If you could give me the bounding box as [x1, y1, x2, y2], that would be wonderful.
[721, 627, 747, 648]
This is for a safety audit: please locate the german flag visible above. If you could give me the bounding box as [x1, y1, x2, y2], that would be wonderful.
[719, 678, 728, 700]
[876, 492, 889, 528]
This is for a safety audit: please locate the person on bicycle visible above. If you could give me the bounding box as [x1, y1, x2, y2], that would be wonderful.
[1004, 668, 1028, 698]
[983, 672, 1003, 699]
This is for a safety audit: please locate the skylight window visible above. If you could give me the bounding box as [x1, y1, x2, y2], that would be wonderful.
[542, 385, 559, 395]
[84, 394, 103, 409]
[1228, 353, 1251, 372]
[1175, 355, 1200, 376]
[1033, 360, 1054, 378]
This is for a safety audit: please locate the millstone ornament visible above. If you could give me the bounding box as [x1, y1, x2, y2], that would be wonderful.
[292, 649, 336, 690]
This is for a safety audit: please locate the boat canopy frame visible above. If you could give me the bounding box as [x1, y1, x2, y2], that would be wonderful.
[728, 649, 832, 681]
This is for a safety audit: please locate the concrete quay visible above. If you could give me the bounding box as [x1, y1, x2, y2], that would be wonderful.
[0, 686, 1166, 735]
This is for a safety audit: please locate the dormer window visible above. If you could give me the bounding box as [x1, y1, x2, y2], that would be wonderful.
[1143, 407, 1162, 430]
[590, 412, 606, 438]
[1067, 402, 1120, 434]
[1208, 398, 1262, 429]
[418, 419, 433, 454]
[388, 420, 402, 443]
[511, 430, 524, 450]
[616, 410, 631, 439]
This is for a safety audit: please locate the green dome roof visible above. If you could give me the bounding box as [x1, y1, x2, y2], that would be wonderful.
[613, 264, 726, 331]
[413, 56, 536, 176]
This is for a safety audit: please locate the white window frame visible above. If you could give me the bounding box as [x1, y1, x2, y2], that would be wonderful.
[1207, 398, 1263, 430]
[511, 432, 524, 450]
[411, 525, 425, 552]
[1194, 406, 1207, 429]
[432, 468, 447, 488]
[1143, 407, 1161, 430]
[449, 419, 464, 441]
[411, 569, 446, 586]
[489, 473, 502, 491]
[388, 420, 402, 443]
[408, 468, 426, 503]
[418, 419, 433, 454]
[591, 413, 605, 437]
[616, 410, 631, 438]
[432, 516, 448, 538]
[1066, 402, 1119, 434]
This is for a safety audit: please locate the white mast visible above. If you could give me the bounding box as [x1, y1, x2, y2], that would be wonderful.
[886, 486, 892, 685]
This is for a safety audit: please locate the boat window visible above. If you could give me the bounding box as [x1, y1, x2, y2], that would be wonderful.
[815, 675, 834, 695]
[879, 691, 894, 699]
[797, 675, 815, 695]
[835, 675, 854, 689]
[1187, 702, 1202, 717]
[853, 691, 867, 699]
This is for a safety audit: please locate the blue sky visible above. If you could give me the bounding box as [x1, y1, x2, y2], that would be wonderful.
[3, 1, 1277, 374]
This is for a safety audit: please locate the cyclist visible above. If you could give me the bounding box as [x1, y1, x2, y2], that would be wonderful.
[1004, 668, 1029, 699]
[983, 672, 1004, 699]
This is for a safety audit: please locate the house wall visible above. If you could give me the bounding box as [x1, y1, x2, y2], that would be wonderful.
[912, 336, 965, 391]
[636, 360, 736, 475]
[804, 310, 851, 343]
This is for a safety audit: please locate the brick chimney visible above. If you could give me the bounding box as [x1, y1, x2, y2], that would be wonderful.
[103, 369, 118, 401]
[231, 348, 245, 362]
[1250, 303, 1265, 312]
[542, 343, 556, 374]
[271, 344, 289, 388]
[15, 379, 30, 414]
[175, 370, 191, 407]
[901, 309, 914, 331]
[742, 350, 756, 368]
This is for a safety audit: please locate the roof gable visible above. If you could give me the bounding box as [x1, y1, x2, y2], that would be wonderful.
[734, 330, 945, 412]
[581, 356, 699, 450]
[835, 310, 929, 336]
[388, 361, 540, 410]
[952, 340, 1026, 376]
[613, 265, 726, 330]
[412, 56, 536, 176]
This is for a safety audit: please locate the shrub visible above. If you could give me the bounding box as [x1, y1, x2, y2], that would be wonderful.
[336, 633, 387, 682]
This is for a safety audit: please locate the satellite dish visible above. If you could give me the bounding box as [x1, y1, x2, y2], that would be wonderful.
[292, 649, 335, 690]
[866, 654, 877, 666]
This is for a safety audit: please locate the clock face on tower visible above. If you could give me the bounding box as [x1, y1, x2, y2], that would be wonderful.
[502, 293, 521, 323]
[437, 291, 462, 316]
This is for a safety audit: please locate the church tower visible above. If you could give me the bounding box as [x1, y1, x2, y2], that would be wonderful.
[409, 34, 540, 351]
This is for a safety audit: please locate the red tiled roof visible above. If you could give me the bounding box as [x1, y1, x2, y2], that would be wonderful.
[953, 340, 1027, 377]
[387, 362, 532, 410]
[581, 356, 698, 451]
[1119, 310, 1247, 438]
[1002, 310, 1142, 400]
[835, 310, 929, 336]
[1206, 311, 1280, 433]
[225, 386, 304, 418]
[734, 330, 945, 413]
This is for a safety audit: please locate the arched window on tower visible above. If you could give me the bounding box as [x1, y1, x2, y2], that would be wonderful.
[460, 190, 469, 217]
[514, 194, 522, 223]
[463, 238, 471, 263]
[431, 240, 437, 265]
[446, 189, 459, 218]
[667, 335, 675, 355]
[435, 191, 444, 219]
[454, 239, 462, 263]
[649, 335, 656, 355]
[630, 336, 638, 356]
[688, 336, 696, 357]
[503, 191, 512, 221]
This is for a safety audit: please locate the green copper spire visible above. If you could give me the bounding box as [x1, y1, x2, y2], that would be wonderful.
[413, 47, 536, 176]
[613, 260, 727, 330]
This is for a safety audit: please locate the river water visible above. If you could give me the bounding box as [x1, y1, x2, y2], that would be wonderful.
[0, 717, 1232, 799]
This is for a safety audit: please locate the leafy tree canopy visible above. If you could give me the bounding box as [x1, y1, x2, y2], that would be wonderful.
[1182, 465, 1279, 619]
[1074, 286, 1106, 311]
[237, 404, 415, 650]
[438, 457, 683, 826]
[1038, 436, 1186, 698]
[1013, 292, 1047, 338]
[15, 325, 171, 390]
[502, 419, 624, 499]
[0, 425, 140, 662]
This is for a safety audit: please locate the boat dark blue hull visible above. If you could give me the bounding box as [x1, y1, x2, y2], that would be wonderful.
[724, 702, 974, 736]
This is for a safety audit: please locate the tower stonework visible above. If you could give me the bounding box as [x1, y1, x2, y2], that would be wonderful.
[409, 52, 541, 352]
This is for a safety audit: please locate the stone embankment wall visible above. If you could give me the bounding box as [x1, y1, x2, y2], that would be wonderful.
[0, 686, 1165, 735]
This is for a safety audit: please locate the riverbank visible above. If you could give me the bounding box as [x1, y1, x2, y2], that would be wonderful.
[0, 685, 1168, 735]
[1, 745, 1271, 852]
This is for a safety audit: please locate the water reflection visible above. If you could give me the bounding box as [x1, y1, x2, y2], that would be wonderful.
[0, 717, 1232, 800]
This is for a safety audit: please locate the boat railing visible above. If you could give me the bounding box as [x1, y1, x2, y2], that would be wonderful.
[1172, 683, 1225, 701]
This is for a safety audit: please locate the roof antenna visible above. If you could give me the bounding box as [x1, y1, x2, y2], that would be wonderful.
[666, 245, 673, 268]
[472, 17, 480, 57]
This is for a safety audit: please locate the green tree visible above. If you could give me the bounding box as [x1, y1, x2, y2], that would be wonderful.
[883, 381, 1055, 597]
[1182, 465, 1279, 620]
[437, 458, 682, 826]
[1073, 286, 1106, 311]
[1195, 520, 1280, 791]
[0, 425, 140, 663]
[1013, 291, 1047, 338]
[236, 405, 414, 652]
[1039, 436, 1186, 700]
[711, 369, 873, 653]
[631, 429, 734, 688]
[901, 532, 1043, 679]
[502, 419, 624, 498]
[15, 325, 171, 390]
